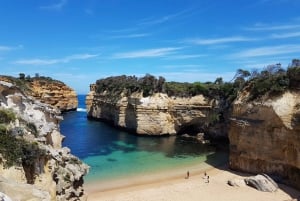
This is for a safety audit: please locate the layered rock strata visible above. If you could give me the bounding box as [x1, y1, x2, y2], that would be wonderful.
[29, 79, 78, 112]
[0, 76, 78, 112]
[229, 91, 300, 189]
[86, 87, 222, 136]
[0, 80, 88, 201]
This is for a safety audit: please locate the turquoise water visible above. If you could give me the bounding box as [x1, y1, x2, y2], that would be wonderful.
[61, 95, 227, 183]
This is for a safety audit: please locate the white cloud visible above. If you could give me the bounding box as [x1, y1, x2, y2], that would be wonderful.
[138, 8, 191, 26]
[0, 46, 14, 51]
[0, 45, 23, 51]
[271, 31, 300, 39]
[113, 47, 181, 59]
[109, 33, 150, 39]
[246, 23, 300, 31]
[161, 64, 203, 69]
[14, 53, 98, 65]
[187, 36, 254, 45]
[165, 54, 206, 60]
[230, 44, 300, 58]
[40, 0, 68, 10]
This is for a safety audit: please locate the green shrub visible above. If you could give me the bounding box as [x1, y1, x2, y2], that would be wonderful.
[26, 122, 38, 137]
[287, 66, 300, 89]
[0, 109, 16, 124]
[0, 124, 7, 134]
[0, 131, 23, 167]
[0, 129, 45, 168]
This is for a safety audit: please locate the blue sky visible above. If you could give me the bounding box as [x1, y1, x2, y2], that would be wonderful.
[1, 0, 300, 94]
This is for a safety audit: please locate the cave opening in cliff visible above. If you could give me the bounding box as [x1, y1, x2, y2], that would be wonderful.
[177, 124, 204, 136]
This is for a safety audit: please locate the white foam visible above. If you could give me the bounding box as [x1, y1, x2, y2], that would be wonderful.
[77, 108, 87, 112]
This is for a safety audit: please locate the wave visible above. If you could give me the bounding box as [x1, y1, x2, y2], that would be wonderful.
[77, 108, 87, 112]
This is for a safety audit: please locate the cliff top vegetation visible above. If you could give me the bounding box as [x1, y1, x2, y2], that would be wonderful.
[235, 59, 300, 101]
[0, 74, 65, 94]
[94, 59, 300, 102]
[95, 73, 236, 101]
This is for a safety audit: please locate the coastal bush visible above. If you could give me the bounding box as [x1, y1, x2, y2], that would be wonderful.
[287, 66, 300, 89]
[0, 109, 16, 123]
[95, 74, 166, 97]
[0, 128, 45, 168]
[238, 63, 291, 100]
[95, 74, 235, 100]
[26, 122, 38, 137]
[0, 124, 7, 134]
[0, 130, 23, 167]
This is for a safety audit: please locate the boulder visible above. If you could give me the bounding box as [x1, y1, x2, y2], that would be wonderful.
[244, 174, 278, 192]
[227, 178, 246, 187]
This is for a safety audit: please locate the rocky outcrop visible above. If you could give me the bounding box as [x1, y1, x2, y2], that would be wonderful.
[229, 90, 300, 189]
[244, 174, 278, 192]
[0, 80, 88, 200]
[86, 87, 226, 137]
[227, 174, 278, 192]
[0, 76, 78, 112]
[29, 79, 78, 112]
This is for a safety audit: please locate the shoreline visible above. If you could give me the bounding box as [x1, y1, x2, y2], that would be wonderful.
[85, 163, 300, 201]
[85, 161, 217, 193]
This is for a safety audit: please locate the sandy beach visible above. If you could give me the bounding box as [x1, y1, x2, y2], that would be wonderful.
[85, 165, 300, 201]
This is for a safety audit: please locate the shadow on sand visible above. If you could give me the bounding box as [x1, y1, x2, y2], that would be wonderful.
[205, 149, 300, 200]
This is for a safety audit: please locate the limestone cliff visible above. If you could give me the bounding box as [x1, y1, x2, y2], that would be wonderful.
[86, 84, 225, 137]
[0, 80, 88, 201]
[0, 76, 78, 112]
[229, 90, 300, 189]
[29, 79, 78, 112]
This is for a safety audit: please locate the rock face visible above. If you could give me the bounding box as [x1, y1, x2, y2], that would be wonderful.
[0, 76, 78, 112]
[229, 90, 300, 189]
[29, 79, 78, 112]
[86, 86, 223, 136]
[0, 80, 88, 201]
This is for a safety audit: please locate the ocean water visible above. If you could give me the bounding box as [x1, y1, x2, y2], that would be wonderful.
[61, 95, 227, 183]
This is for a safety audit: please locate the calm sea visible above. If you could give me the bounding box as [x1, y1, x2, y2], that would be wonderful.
[61, 95, 227, 183]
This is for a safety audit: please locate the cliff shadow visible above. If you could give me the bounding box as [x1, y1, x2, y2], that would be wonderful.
[124, 103, 137, 133]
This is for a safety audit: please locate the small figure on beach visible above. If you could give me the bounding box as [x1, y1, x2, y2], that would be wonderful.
[202, 171, 207, 179]
[186, 171, 190, 179]
[202, 171, 209, 183]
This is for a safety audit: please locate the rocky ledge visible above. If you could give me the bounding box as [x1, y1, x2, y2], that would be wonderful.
[0, 75, 78, 112]
[0, 80, 88, 200]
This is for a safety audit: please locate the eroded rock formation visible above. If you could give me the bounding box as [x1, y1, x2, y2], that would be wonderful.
[0, 80, 88, 201]
[86, 86, 226, 137]
[0, 76, 78, 112]
[29, 79, 78, 112]
[229, 90, 300, 189]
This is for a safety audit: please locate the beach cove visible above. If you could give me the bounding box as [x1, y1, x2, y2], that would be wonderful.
[61, 95, 300, 201]
[85, 165, 299, 201]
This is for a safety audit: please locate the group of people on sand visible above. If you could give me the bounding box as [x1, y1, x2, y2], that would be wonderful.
[185, 171, 210, 183]
[203, 171, 209, 183]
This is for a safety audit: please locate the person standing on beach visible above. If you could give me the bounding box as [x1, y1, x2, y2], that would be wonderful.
[203, 172, 209, 183]
[186, 171, 190, 179]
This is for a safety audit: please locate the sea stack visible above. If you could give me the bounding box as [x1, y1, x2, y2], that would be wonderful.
[86, 75, 229, 138]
